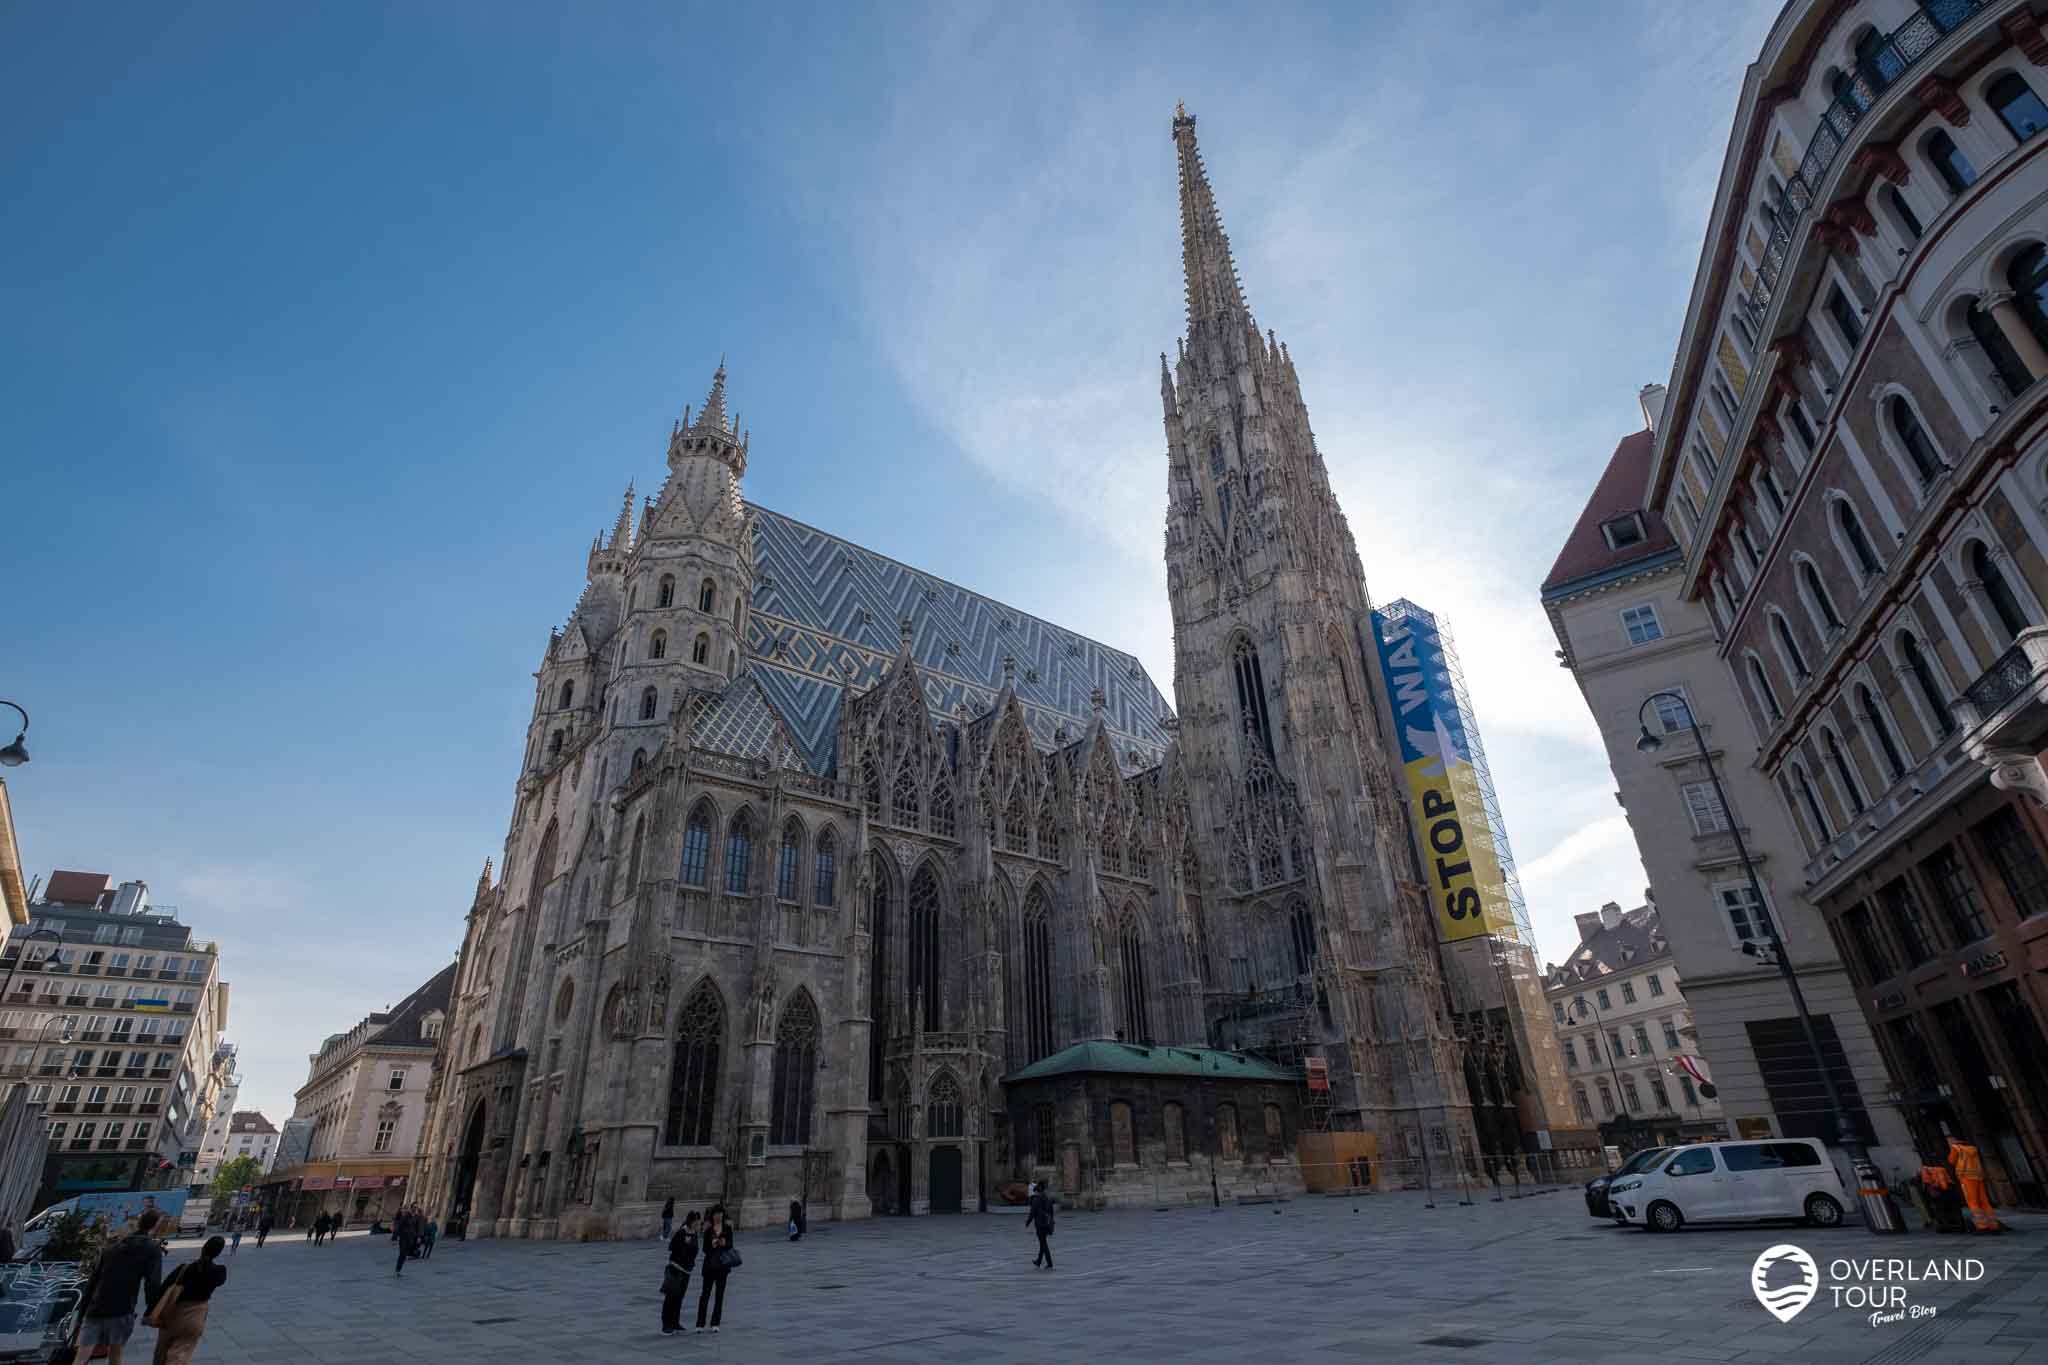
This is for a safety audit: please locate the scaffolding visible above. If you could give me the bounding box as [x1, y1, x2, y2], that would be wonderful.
[1208, 981, 1330, 1133]
[1376, 599, 1536, 946]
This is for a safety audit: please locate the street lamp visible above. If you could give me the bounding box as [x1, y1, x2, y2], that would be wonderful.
[0, 702, 28, 767]
[1636, 690, 1895, 1233]
[1568, 991, 1635, 1161]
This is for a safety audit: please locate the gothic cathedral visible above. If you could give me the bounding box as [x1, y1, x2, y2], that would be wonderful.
[415, 111, 1492, 1237]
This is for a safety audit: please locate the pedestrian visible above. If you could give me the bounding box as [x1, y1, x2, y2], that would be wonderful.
[69, 1208, 165, 1365]
[1026, 1181, 1055, 1269]
[312, 1212, 327, 1246]
[395, 1208, 420, 1276]
[694, 1204, 736, 1334]
[660, 1196, 674, 1241]
[422, 1215, 437, 1259]
[660, 1209, 701, 1336]
[228, 1218, 242, 1256]
[787, 1198, 804, 1242]
[142, 1233, 228, 1365]
[256, 1212, 272, 1248]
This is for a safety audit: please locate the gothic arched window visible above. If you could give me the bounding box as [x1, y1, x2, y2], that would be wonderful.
[558, 679, 575, 709]
[640, 686, 659, 721]
[909, 864, 942, 1030]
[1890, 397, 1944, 486]
[813, 829, 837, 906]
[1004, 788, 1029, 854]
[649, 629, 668, 660]
[691, 634, 709, 666]
[1232, 637, 1275, 756]
[1970, 540, 2030, 644]
[1772, 611, 1810, 680]
[1036, 796, 1060, 860]
[930, 779, 955, 839]
[928, 1072, 963, 1139]
[724, 812, 753, 894]
[1823, 727, 1866, 815]
[769, 992, 819, 1146]
[1858, 684, 1908, 781]
[861, 756, 882, 820]
[698, 578, 717, 613]
[1794, 762, 1832, 841]
[1800, 560, 1843, 631]
[1836, 500, 1882, 580]
[1899, 631, 1955, 736]
[1289, 901, 1316, 977]
[1748, 657, 1782, 725]
[665, 982, 722, 1146]
[777, 820, 802, 902]
[1118, 912, 1150, 1044]
[657, 574, 675, 609]
[1023, 885, 1055, 1062]
[680, 805, 712, 888]
[891, 763, 921, 828]
[867, 855, 889, 1101]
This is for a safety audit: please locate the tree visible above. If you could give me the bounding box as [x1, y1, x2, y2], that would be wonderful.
[210, 1156, 262, 1204]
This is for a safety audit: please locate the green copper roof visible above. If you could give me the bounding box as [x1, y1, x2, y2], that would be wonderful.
[1003, 1041, 1300, 1084]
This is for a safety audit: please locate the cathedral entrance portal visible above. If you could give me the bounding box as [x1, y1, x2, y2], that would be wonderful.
[450, 1099, 487, 1237]
[929, 1146, 962, 1213]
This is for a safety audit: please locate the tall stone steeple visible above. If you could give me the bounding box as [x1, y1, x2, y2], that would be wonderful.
[1160, 108, 1470, 1161]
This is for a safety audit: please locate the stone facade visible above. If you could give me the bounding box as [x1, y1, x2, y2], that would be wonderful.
[413, 110, 1533, 1238]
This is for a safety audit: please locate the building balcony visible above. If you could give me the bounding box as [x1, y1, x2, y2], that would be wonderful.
[1955, 627, 2048, 806]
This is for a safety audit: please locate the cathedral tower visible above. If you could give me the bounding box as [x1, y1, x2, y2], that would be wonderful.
[1160, 107, 1475, 1164]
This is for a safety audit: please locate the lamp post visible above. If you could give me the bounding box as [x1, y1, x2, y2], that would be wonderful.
[1636, 690, 1894, 1233]
[0, 702, 27, 768]
[1568, 992, 1634, 1163]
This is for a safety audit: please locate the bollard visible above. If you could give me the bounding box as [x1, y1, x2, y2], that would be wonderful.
[1855, 1159, 1907, 1234]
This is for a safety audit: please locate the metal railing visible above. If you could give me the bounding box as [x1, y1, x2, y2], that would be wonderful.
[1740, 0, 1988, 334]
[1964, 640, 2036, 715]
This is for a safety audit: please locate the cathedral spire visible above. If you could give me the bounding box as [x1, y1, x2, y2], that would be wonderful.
[607, 479, 636, 550]
[1171, 105, 1251, 334]
[692, 357, 730, 436]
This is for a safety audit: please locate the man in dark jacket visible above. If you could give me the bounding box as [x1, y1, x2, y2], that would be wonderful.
[1026, 1183, 1055, 1269]
[75, 1209, 165, 1363]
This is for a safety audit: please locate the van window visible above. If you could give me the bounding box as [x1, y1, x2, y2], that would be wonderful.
[1770, 1142, 1823, 1168]
[1667, 1148, 1715, 1176]
[1721, 1143, 1783, 1171]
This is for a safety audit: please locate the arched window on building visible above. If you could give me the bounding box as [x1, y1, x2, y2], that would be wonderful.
[813, 830, 837, 906]
[630, 747, 646, 774]
[1822, 727, 1867, 815]
[691, 634, 710, 666]
[1264, 1103, 1285, 1158]
[1858, 684, 1909, 782]
[649, 629, 667, 660]
[777, 820, 802, 902]
[640, 686, 659, 721]
[665, 982, 722, 1146]
[1968, 298, 2035, 397]
[930, 779, 955, 839]
[2011, 244, 2048, 358]
[1793, 762, 1833, 842]
[657, 574, 675, 609]
[1164, 1101, 1187, 1163]
[1800, 559, 1843, 632]
[1109, 1100, 1136, 1165]
[1232, 637, 1275, 756]
[680, 805, 712, 888]
[1573, 1083, 1592, 1121]
[698, 578, 717, 613]
[723, 812, 753, 894]
[1970, 540, 2030, 645]
[867, 855, 889, 1101]
[768, 992, 818, 1146]
[1924, 129, 1976, 196]
[1886, 186, 1923, 242]
[1004, 788, 1029, 854]
[559, 679, 575, 709]
[1889, 397, 1945, 486]
[1836, 499, 1883, 581]
[891, 763, 921, 829]
[1036, 796, 1060, 860]
[1118, 911, 1150, 1044]
[908, 864, 942, 1030]
[928, 1072, 963, 1139]
[1747, 656, 1783, 725]
[1217, 1102, 1241, 1159]
[1771, 611, 1810, 680]
[1899, 631, 1956, 736]
[861, 756, 882, 820]
[1289, 901, 1316, 977]
[1022, 885, 1055, 1063]
[1988, 72, 2048, 143]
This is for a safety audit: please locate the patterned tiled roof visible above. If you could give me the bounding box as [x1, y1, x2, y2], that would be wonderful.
[744, 506, 1174, 775]
[688, 674, 812, 773]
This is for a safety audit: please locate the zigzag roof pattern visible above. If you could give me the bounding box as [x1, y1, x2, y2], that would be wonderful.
[739, 505, 1174, 776]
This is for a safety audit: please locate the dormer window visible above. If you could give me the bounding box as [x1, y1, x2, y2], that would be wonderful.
[1601, 513, 1646, 550]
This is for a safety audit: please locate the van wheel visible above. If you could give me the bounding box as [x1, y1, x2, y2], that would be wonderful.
[1804, 1193, 1843, 1228]
[1647, 1201, 1683, 1233]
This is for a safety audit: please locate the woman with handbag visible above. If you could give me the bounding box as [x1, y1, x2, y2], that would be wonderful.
[694, 1204, 737, 1333]
[659, 1210, 700, 1335]
[142, 1234, 227, 1365]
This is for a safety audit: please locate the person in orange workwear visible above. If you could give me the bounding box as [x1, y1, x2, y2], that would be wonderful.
[1947, 1138, 2004, 1233]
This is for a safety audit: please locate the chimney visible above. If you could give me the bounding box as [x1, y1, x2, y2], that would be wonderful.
[1599, 900, 1624, 930]
[1638, 383, 1668, 433]
[1574, 911, 1604, 943]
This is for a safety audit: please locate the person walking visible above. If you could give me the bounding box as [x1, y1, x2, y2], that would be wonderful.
[1026, 1182, 1055, 1269]
[394, 1208, 421, 1275]
[660, 1196, 674, 1241]
[70, 1208, 165, 1365]
[787, 1199, 805, 1242]
[694, 1205, 735, 1334]
[422, 1215, 438, 1259]
[228, 1218, 243, 1256]
[659, 1209, 701, 1335]
[143, 1233, 228, 1365]
[311, 1212, 327, 1246]
[255, 1212, 272, 1248]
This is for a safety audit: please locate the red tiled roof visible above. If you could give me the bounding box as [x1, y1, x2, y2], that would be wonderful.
[1540, 428, 1678, 595]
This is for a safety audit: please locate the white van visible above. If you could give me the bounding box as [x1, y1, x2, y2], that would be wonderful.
[1609, 1138, 1849, 1232]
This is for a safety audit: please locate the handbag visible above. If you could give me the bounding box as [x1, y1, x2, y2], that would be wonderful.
[716, 1246, 743, 1272]
[143, 1263, 186, 1323]
[661, 1260, 686, 1295]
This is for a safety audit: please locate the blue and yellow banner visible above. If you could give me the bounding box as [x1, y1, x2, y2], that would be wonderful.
[132, 999, 171, 1013]
[1371, 608, 1516, 943]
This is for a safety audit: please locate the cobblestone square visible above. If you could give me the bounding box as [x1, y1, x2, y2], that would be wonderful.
[180, 1190, 2048, 1364]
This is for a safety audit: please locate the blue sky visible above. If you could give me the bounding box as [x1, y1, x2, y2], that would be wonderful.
[3, 1, 1781, 1122]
